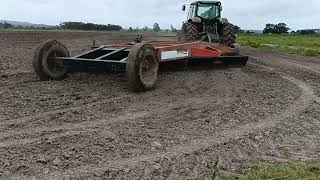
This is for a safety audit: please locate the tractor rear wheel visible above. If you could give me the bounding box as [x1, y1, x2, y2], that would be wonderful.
[221, 23, 236, 47]
[126, 43, 159, 92]
[182, 22, 201, 41]
[33, 40, 69, 80]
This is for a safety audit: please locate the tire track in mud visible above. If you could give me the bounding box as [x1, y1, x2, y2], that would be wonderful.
[276, 54, 320, 71]
[0, 68, 247, 146]
[269, 55, 320, 75]
[0, 111, 150, 148]
[0, 79, 40, 90]
[0, 71, 36, 88]
[242, 47, 320, 71]
[256, 120, 320, 163]
[245, 49, 320, 78]
[249, 60, 320, 105]
[0, 97, 234, 148]
[0, 70, 33, 77]
[0, 94, 132, 127]
[44, 64, 318, 177]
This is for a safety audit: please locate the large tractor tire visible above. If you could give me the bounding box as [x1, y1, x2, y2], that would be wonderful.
[220, 23, 236, 47]
[33, 40, 69, 81]
[127, 43, 159, 92]
[182, 22, 201, 41]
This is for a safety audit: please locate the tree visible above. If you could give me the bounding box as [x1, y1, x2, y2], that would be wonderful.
[170, 25, 177, 32]
[234, 25, 244, 33]
[263, 23, 276, 34]
[143, 26, 149, 32]
[274, 23, 290, 34]
[263, 23, 290, 34]
[3, 21, 13, 29]
[153, 23, 161, 32]
[128, 27, 134, 32]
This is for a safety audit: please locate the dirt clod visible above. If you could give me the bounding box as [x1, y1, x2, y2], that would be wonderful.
[36, 156, 48, 164]
[52, 158, 61, 166]
[151, 141, 162, 149]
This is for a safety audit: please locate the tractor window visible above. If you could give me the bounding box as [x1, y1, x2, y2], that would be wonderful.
[197, 4, 219, 19]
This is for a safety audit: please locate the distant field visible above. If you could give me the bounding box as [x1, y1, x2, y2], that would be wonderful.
[237, 34, 320, 57]
[0, 28, 176, 35]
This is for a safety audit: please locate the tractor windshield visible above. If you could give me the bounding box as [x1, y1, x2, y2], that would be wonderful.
[197, 3, 219, 19]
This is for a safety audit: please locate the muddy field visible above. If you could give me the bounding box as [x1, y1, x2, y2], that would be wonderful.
[0, 31, 320, 179]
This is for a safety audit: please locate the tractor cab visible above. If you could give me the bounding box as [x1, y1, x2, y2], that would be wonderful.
[183, 1, 222, 22]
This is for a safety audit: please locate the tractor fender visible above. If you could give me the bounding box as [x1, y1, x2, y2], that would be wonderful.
[190, 17, 202, 23]
[221, 18, 229, 24]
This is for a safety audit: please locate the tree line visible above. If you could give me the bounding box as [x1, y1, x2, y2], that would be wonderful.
[0, 21, 179, 33]
[0, 22, 14, 29]
[59, 22, 122, 31]
[127, 23, 177, 32]
[236, 23, 318, 35]
[294, 29, 318, 35]
[263, 23, 318, 35]
[2, 20, 318, 35]
[0, 21, 123, 31]
[235, 23, 291, 34]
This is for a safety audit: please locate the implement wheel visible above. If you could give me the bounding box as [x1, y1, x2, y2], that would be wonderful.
[33, 40, 69, 81]
[127, 43, 159, 92]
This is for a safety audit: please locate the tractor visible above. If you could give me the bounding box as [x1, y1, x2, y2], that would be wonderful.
[180, 1, 236, 47]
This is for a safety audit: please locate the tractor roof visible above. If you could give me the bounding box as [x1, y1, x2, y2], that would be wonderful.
[191, 1, 221, 5]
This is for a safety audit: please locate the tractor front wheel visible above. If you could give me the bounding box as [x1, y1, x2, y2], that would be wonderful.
[33, 40, 69, 81]
[126, 43, 159, 92]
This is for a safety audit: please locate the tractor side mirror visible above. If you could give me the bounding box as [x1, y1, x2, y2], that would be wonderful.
[182, 5, 186, 11]
[220, 6, 223, 11]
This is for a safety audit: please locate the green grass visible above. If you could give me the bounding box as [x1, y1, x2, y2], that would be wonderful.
[237, 34, 320, 57]
[245, 163, 320, 180]
[214, 163, 320, 180]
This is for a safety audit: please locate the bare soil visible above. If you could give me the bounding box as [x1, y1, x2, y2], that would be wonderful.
[0, 31, 319, 179]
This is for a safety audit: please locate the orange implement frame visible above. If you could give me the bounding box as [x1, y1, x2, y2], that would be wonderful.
[106, 41, 240, 62]
[61, 41, 248, 72]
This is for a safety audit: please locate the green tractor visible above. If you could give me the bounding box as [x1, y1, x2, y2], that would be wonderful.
[180, 1, 236, 47]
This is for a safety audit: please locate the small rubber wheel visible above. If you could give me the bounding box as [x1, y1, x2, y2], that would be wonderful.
[127, 43, 159, 92]
[33, 40, 69, 81]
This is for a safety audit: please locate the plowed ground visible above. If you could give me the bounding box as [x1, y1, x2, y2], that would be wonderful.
[0, 31, 319, 179]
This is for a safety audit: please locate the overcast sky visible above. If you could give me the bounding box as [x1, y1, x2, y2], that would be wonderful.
[0, 0, 319, 30]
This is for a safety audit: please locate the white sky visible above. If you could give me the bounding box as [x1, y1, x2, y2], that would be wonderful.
[0, 0, 319, 30]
